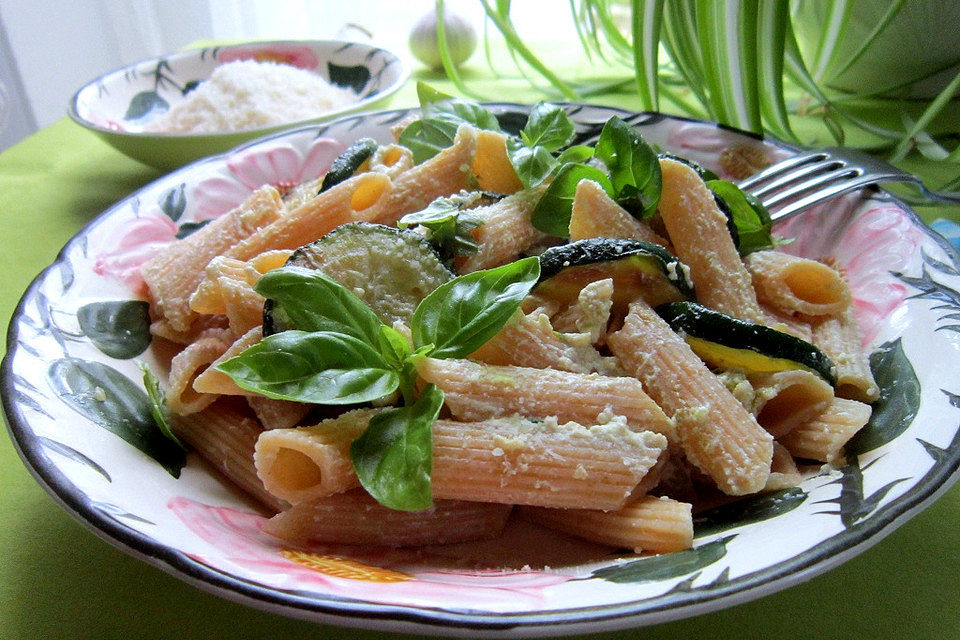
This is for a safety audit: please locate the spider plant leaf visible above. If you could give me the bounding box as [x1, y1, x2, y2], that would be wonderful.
[435, 0, 485, 100]
[630, 0, 664, 111]
[661, 0, 712, 115]
[890, 67, 960, 162]
[810, 0, 853, 82]
[756, 1, 796, 142]
[479, 0, 581, 100]
[695, 0, 761, 132]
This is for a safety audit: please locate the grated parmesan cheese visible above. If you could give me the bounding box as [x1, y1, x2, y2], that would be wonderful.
[146, 60, 358, 134]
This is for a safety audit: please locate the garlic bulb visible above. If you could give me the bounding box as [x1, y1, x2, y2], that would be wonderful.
[409, 8, 477, 70]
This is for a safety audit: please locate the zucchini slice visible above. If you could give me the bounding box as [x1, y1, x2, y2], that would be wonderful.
[656, 301, 837, 384]
[319, 138, 379, 193]
[534, 238, 695, 309]
[263, 222, 453, 334]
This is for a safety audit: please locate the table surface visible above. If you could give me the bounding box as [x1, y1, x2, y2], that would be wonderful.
[1, 62, 959, 640]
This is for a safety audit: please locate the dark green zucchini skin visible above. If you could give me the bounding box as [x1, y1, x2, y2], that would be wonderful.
[656, 301, 837, 384]
[319, 138, 379, 193]
[263, 222, 452, 335]
[537, 238, 695, 300]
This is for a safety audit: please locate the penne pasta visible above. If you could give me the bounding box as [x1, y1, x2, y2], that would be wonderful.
[263, 490, 512, 547]
[779, 397, 872, 463]
[746, 250, 851, 317]
[657, 157, 765, 323]
[254, 409, 377, 503]
[226, 172, 393, 260]
[811, 307, 880, 402]
[142, 185, 284, 332]
[608, 299, 774, 495]
[192, 325, 263, 396]
[255, 413, 667, 511]
[549, 277, 614, 343]
[459, 184, 548, 273]
[749, 369, 834, 438]
[166, 331, 232, 414]
[415, 356, 675, 440]
[517, 495, 693, 553]
[171, 397, 285, 513]
[472, 129, 524, 194]
[568, 178, 670, 247]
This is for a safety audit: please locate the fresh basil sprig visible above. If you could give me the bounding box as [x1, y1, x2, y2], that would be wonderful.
[215, 257, 541, 510]
[707, 179, 778, 255]
[399, 83, 501, 164]
[506, 102, 577, 188]
[594, 116, 662, 219]
[397, 192, 484, 264]
[530, 163, 614, 237]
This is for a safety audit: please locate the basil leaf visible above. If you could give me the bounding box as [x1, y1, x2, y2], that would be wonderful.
[216, 330, 399, 404]
[519, 102, 575, 151]
[411, 257, 541, 358]
[707, 179, 776, 255]
[506, 138, 558, 188]
[256, 266, 383, 347]
[415, 81, 455, 105]
[530, 163, 615, 237]
[595, 116, 662, 219]
[398, 193, 483, 261]
[139, 363, 186, 451]
[423, 98, 501, 132]
[400, 94, 501, 164]
[557, 144, 595, 164]
[397, 114, 465, 164]
[351, 384, 445, 511]
[377, 324, 413, 371]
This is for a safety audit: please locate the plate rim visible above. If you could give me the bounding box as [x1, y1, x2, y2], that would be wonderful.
[4, 103, 960, 635]
[66, 38, 410, 140]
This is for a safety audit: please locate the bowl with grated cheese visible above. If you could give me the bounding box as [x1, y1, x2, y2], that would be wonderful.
[69, 40, 408, 171]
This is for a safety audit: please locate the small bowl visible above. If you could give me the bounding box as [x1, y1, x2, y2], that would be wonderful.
[68, 40, 408, 171]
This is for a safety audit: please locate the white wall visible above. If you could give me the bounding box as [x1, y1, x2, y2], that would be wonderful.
[0, 0, 211, 145]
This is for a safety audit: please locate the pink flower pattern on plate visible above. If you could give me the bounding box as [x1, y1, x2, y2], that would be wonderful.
[92, 212, 178, 295]
[217, 44, 320, 70]
[168, 497, 571, 611]
[189, 136, 345, 221]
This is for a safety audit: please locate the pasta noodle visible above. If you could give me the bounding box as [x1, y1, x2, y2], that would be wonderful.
[140, 114, 879, 558]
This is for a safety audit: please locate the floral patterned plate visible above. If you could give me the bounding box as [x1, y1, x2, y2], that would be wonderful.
[4, 105, 960, 637]
[68, 40, 407, 171]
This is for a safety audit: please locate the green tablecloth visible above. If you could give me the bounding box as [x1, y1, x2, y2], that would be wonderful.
[1, 74, 959, 640]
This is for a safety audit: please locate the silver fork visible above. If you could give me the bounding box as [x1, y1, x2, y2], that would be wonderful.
[738, 146, 960, 222]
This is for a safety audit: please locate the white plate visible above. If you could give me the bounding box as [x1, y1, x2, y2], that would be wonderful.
[5, 104, 960, 637]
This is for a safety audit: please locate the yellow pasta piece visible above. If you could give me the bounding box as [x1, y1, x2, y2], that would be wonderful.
[263, 490, 512, 547]
[458, 184, 548, 273]
[370, 143, 414, 177]
[226, 172, 393, 260]
[745, 250, 851, 317]
[416, 357, 675, 440]
[568, 178, 670, 247]
[749, 369, 834, 438]
[811, 308, 880, 402]
[192, 326, 263, 396]
[608, 299, 773, 495]
[779, 397, 872, 463]
[657, 157, 764, 323]
[171, 398, 285, 513]
[149, 314, 229, 346]
[142, 185, 284, 332]
[472, 129, 524, 194]
[517, 495, 693, 553]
